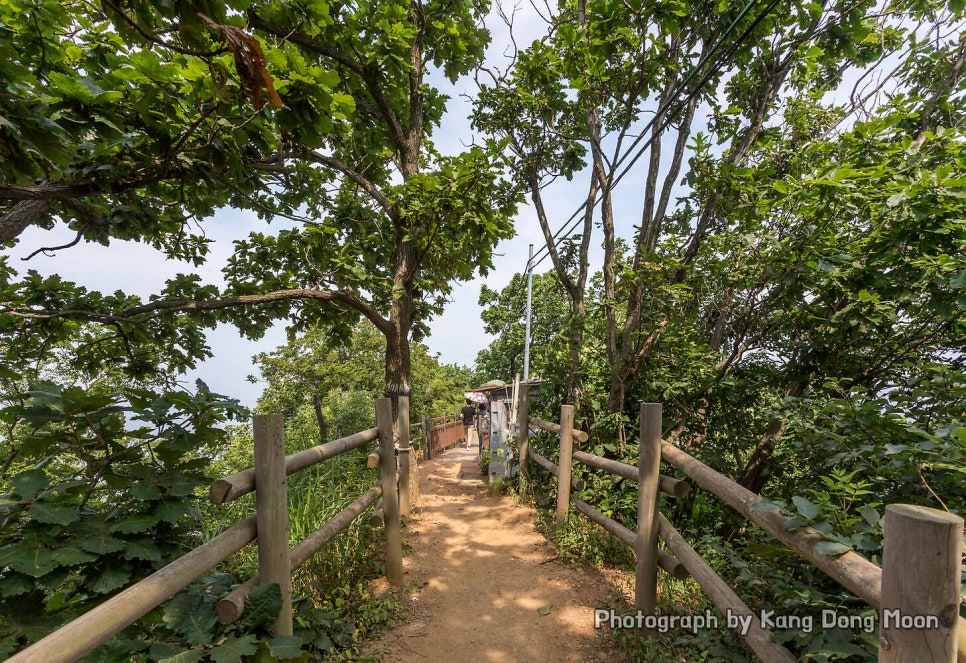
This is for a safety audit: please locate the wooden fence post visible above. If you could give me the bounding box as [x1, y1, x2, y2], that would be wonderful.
[879, 504, 963, 663]
[253, 415, 293, 638]
[422, 415, 431, 460]
[376, 398, 403, 586]
[518, 383, 530, 492]
[555, 404, 575, 524]
[636, 403, 662, 615]
[396, 395, 411, 518]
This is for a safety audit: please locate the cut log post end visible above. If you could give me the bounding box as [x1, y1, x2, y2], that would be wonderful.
[657, 549, 690, 580]
[660, 475, 690, 499]
[208, 479, 232, 504]
[216, 594, 246, 625]
[366, 450, 381, 469]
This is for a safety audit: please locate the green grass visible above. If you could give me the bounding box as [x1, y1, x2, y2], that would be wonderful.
[201, 439, 397, 660]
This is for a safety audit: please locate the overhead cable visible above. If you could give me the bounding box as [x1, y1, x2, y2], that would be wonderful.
[525, 0, 780, 273]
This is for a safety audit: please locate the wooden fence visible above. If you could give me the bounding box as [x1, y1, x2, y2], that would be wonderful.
[420, 412, 465, 459]
[519, 384, 965, 663]
[8, 397, 408, 663]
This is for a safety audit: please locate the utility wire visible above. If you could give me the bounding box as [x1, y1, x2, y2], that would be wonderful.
[525, 0, 780, 273]
[526, 0, 762, 270]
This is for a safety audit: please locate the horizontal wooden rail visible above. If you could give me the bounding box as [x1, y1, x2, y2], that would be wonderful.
[571, 498, 688, 580]
[660, 441, 966, 662]
[529, 415, 589, 443]
[661, 442, 882, 605]
[658, 513, 797, 663]
[529, 449, 586, 491]
[217, 487, 382, 623]
[8, 517, 257, 663]
[426, 415, 466, 458]
[209, 427, 379, 503]
[573, 450, 689, 498]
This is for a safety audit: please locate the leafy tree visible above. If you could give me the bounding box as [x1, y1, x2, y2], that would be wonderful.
[0, 379, 247, 658]
[476, 3, 966, 658]
[475, 0, 966, 458]
[1, 0, 517, 404]
[474, 271, 570, 383]
[249, 320, 472, 424]
[1, 0, 512, 656]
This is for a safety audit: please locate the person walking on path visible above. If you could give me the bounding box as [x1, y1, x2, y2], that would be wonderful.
[460, 399, 477, 449]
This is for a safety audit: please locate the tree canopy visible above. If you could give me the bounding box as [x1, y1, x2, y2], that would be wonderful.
[3, 0, 966, 659]
[1, 0, 518, 398]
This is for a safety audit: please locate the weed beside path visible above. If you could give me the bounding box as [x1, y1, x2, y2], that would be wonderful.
[365, 445, 628, 662]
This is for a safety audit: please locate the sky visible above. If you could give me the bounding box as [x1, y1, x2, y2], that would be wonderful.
[6, 2, 672, 408]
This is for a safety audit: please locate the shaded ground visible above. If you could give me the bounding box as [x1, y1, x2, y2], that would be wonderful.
[367, 435, 629, 662]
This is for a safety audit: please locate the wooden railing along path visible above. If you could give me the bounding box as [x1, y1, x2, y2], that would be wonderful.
[8, 397, 410, 663]
[516, 383, 965, 663]
[418, 412, 465, 459]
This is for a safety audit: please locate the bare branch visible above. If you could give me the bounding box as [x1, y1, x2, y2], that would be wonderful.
[22, 230, 83, 260]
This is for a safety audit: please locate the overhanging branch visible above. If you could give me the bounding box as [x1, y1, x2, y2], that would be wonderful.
[5, 288, 394, 338]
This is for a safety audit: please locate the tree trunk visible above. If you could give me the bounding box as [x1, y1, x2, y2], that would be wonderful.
[566, 299, 585, 407]
[739, 380, 807, 493]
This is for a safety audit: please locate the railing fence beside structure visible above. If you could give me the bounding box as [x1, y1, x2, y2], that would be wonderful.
[524, 399, 965, 663]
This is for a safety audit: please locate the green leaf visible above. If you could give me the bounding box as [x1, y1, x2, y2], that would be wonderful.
[859, 505, 880, 527]
[77, 534, 127, 554]
[238, 582, 283, 630]
[87, 566, 131, 594]
[122, 537, 163, 562]
[130, 482, 162, 500]
[10, 470, 50, 500]
[50, 547, 97, 566]
[267, 636, 303, 659]
[5, 545, 58, 577]
[27, 501, 80, 526]
[0, 573, 35, 597]
[537, 604, 552, 615]
[111, 513, 160, 533]
[792, 495, 819, 520]
[163, 592, 218, 645]
[209, 634, 259, 663]
[815, 540, 851, 556]
[155, 500, 190, 523]
[158, 649, 206, 663]
[750, 498, 782, 512]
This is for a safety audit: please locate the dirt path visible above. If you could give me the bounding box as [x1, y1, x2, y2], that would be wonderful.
[367, 439, 629, 662]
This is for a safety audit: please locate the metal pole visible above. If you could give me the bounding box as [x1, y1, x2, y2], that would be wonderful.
[523, 243, 534, 382]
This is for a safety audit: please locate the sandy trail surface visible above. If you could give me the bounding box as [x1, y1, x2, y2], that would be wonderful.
[367, 438, 628, 662]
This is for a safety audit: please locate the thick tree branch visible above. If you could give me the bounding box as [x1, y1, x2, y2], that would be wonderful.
[1, 199, 52, 244]
[5, 288, 394, 339]
[0, 168, 191, 203]
[306, 151, 401, 222]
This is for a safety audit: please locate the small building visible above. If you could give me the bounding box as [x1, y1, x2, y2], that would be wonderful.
[472, 379, 543, 481]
